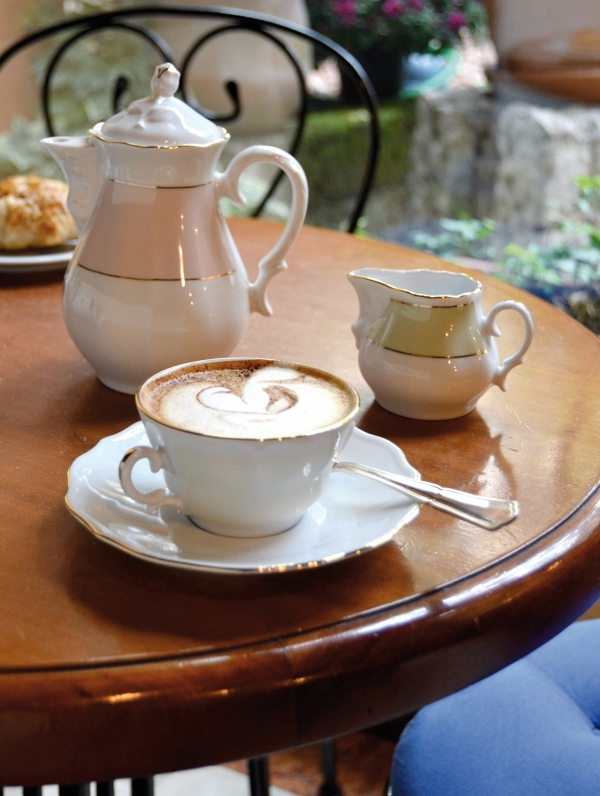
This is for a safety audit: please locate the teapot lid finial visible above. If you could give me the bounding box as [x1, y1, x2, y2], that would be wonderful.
[150, 63, 179, 99]
[93, 62, 227, 148]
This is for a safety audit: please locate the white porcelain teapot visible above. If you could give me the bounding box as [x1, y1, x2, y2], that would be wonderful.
[42, 63, 308, 394]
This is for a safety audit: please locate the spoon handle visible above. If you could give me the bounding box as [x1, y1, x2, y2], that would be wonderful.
[333, 462, 519, 531]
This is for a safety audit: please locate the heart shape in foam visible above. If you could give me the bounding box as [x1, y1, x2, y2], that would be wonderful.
[197, 380, 298, 417]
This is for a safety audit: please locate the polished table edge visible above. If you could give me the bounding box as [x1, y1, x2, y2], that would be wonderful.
[1, 483, 600, 783]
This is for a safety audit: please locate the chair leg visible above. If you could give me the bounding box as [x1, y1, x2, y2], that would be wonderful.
[248, 756, 270, 796]
[131, 778, 154, 796]
[58, 787, 90, 796]
[318, 739, 342, 796]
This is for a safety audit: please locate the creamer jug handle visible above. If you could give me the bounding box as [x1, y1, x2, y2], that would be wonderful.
[215, 145, 308, 316]
[483, 301, 535, 391]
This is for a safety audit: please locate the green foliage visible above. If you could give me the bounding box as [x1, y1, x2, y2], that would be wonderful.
[0, 116, 61, 179]
[0, 0, 162, 177]
[498, 243, 600, 298]
[410, 178, 600, 302]
[411, 214, 496, 260]
[559, 175, 600, 250]
[298, 98, 416, 207]
[573, 174, 600, 214]
[24, 0, 162, 135]
[376, 100, 418, 186]
[495, 177, 600, 294]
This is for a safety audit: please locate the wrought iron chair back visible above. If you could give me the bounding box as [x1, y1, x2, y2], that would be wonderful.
[0, 5, 380, 233]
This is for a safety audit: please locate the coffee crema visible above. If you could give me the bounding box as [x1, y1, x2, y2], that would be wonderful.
[140, 361, 358, 439]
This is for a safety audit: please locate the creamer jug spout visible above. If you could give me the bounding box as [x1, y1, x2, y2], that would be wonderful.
[347, 269, 397, 349]
[41, 136, 102, 237]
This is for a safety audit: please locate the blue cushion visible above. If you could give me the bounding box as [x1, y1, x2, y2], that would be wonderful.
[391, 619, 600, 796]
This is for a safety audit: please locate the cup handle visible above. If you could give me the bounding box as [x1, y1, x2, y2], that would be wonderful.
[483, 301, 535, 391]
[215, 145, 308, 316]
[119, 446, 183, 511]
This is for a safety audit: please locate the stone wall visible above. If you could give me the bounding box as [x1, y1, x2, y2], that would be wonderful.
[405, 87, 600, 228]
[406, 88, 497, 221]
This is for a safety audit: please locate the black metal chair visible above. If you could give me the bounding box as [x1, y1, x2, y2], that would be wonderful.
[0, 5, 380, 234]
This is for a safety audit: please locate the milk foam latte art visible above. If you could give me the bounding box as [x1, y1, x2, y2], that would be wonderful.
[141, 362, 356, 439]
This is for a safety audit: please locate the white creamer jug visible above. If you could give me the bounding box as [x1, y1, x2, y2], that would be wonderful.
[349, 268, 535, 420]
[42, 63, 308, 393]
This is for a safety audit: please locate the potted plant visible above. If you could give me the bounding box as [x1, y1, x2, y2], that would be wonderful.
[306, 0, 488, 100]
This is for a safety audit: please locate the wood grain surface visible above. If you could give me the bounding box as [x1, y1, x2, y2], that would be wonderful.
[1, 219, 600, 784]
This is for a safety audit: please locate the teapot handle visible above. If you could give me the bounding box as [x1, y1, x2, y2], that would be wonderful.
[482, 301, 535, 391]
[215, 145, 308, 316]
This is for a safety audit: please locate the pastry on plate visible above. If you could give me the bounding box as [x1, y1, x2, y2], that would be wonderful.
[0, 175, 77, 250]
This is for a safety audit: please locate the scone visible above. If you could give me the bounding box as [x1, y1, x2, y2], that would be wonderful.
[0, 175, 77, 250]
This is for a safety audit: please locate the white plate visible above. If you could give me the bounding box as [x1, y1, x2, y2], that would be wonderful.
[0, 240, 75, 273]
[66, 423, 421, 574]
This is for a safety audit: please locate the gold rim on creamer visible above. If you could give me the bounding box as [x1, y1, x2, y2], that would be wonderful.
[387, 299, 472, 310]
[349, 269, 482, 300]
[89, 124, 230, 149]
[135, 358, 361, 440]
[74, 261, 236, 282]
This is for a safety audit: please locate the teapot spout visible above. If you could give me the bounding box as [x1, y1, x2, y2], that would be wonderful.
[41, 136, 102, 237]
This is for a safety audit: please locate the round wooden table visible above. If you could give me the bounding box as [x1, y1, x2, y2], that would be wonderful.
[2, 219, 600, 785]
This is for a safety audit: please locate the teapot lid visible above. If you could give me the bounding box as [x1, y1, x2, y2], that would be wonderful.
[95, 63, 227, 147]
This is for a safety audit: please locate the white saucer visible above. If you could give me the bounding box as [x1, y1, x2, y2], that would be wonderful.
[66, 423, 421, 574]
[0, 240, 75, 273]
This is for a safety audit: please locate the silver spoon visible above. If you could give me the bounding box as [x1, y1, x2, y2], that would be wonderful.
[333, 461, 518, 531]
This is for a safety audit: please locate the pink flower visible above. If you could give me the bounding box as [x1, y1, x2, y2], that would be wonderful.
[446, 11, 467, 32]
[407, 0, 423, 9]
[333, 0, 357, 25]
[382, 0, 404, 16]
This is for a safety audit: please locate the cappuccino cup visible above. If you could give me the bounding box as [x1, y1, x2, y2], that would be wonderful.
[119, 359, 360, 537]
